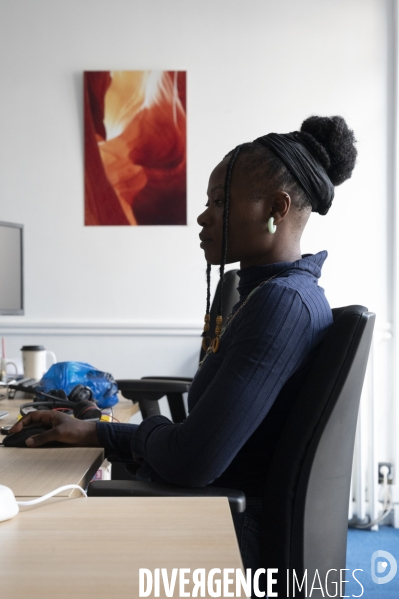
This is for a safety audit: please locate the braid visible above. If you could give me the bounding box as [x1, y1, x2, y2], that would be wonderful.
[205, 261, 211, 315]
[211, 144, 242, 352]
[218, 145, 242, 316]
[201, 262, 212, 351]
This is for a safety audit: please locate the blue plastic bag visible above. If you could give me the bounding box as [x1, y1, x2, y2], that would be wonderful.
[36, 362, 119, 409]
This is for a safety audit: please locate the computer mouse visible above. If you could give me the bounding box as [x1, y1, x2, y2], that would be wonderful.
[2, 424, 67, 448]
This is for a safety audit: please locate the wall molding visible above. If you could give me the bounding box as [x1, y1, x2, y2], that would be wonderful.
[0, 318, 392, 340]
[0, 319, 203, 337]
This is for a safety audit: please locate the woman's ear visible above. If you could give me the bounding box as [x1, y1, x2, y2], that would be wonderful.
[270, 191, 291, 224]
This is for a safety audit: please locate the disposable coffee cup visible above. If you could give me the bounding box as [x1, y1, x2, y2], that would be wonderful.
[20, 345, 57, 380]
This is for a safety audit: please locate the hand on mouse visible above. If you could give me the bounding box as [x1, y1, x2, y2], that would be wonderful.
[9, 411, 101, 448]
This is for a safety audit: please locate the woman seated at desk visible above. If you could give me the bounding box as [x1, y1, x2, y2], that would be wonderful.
[11, 114, 357, 572]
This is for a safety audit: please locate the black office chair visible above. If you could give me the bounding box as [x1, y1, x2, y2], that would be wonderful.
[260, 305, 375, 597]
[116, 269, 240, 423]
[90, 305, 375, 597]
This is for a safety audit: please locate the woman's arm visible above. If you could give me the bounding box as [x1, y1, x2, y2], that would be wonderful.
[98, 283, 316, 486]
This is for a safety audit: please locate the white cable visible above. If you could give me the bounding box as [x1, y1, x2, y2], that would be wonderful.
[352, 467, 392, 529]
[17, 484, 87, 506]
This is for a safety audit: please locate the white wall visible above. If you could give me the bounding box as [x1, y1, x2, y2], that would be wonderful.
[0, 1, 394, 467]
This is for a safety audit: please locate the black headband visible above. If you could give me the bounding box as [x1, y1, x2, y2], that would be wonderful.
[254, 132, 334, 215]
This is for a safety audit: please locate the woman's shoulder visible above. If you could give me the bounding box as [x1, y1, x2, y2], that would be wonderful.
[235, 280, 307, 327]
[243, 273, 331, 325]
[267, 267, 329, 304]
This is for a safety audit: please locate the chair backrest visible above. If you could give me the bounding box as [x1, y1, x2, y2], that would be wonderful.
[198, 269, 240, 362]
[261, 305, 375, 598]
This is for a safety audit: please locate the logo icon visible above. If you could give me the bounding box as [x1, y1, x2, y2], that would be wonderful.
[371, 550, 397, 585]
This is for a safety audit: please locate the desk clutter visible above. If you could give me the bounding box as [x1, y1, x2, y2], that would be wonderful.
[0, 347, 119, 409]
[22, 361, 119, 408]
[8, 381, 103, 421]
[1, 361, 120, 430]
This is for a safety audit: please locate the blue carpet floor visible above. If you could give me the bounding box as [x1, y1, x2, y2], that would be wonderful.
[345, 526, 399, 598]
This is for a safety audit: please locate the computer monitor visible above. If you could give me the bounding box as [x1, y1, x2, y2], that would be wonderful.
[0, 221, 24, 315]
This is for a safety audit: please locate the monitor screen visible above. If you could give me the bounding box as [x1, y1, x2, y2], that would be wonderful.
[0, 221, 24, 315]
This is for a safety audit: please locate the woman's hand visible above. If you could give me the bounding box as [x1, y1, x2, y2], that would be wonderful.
[9, 410, 101, 448]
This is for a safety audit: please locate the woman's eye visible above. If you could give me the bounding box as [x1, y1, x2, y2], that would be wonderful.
[205, 198, 224, 207]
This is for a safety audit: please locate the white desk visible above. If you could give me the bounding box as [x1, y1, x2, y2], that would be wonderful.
[0, 496, 243, 598]
[0, 397, 244, 597]
[0, 446, 104, 496]
[0, 394, 139, 497]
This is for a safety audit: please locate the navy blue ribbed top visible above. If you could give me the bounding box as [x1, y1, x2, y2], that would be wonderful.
[97, 251, 332, 496]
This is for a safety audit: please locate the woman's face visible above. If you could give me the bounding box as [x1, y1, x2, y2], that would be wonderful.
[197, 156, 274, 268]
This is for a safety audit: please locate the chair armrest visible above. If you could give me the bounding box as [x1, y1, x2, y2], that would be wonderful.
[116, 378, 191, 402]
[141, 376, 193, 383]
[87, 479, 246, 514]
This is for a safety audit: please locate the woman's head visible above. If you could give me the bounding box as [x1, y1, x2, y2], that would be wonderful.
[198, 115, 357, 265]
[199, 152, 296, 268]
[198, 115, 357, 349]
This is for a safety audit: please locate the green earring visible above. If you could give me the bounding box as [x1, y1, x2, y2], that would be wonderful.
[268, 216, 276, 234]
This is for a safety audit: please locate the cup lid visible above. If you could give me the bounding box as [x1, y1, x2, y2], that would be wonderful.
[20, 345, 46, 351]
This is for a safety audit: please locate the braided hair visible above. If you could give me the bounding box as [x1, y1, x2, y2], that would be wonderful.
[202, 115, 357, 353]
[201, 145, 243, 351]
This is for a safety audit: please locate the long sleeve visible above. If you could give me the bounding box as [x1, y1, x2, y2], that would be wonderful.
[125, 283, 315, 486]
[96, 253, 332, 492]
[97, 421, 139, 461]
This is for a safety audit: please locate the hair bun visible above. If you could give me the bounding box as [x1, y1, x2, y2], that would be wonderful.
[297, 115, 357, 186]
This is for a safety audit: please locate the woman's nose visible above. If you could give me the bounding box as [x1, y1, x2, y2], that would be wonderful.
[197, 207, 210, 227]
